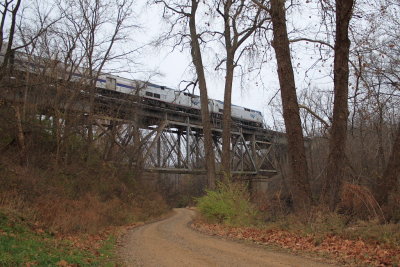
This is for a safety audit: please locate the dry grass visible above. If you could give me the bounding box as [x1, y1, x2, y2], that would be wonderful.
[339, 182, 385, 221]
[254, 182, 400, 248]
[0, 155, 169, 234]
[34, 194, 132, 233]
[0, 190, 27, 211]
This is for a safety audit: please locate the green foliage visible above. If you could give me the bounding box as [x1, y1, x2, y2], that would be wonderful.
[0, 210, 117, 266]
[196, 181, 258, 226]
[175, 195, 192, 208]
[97, 235, 119, 267]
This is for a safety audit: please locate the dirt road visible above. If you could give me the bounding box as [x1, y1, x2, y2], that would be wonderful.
[119, 208, 336, 267]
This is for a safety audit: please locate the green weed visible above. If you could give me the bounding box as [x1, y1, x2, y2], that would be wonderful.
[196, 181, 258, 226]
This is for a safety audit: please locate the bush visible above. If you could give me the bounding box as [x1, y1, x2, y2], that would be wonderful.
[196, 181, 258, 226]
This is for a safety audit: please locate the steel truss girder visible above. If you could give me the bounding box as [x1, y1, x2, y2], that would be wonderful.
[90, 115, 277, 176]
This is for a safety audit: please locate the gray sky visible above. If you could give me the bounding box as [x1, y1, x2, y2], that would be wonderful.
[128, 1, 336, 128]
[24, 0, 330, 128]
[132, 1, 278, 126]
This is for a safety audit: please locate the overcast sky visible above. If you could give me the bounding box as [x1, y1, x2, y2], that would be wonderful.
[125, 1, 335, 127]
[132, 2, 275, 123]
[26, 0, 332, 128]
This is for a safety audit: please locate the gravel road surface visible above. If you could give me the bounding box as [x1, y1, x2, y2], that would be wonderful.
[119, 208, 337, 267]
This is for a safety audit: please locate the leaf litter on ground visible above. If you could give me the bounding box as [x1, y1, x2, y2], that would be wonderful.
[192, 220, 400, 266]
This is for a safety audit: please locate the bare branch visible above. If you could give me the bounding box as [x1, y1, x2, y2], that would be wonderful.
[299, 104, 331, 128]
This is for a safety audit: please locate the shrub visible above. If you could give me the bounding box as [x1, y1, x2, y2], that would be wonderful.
[196, 181, 258, 226]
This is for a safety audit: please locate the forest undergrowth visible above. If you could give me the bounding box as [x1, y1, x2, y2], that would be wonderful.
[0, 142, 169, 266]
[194, 181, 400, 266]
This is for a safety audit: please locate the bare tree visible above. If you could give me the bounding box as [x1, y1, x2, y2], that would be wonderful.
[355, 0, 400, 204]
[214, 0, 267, 177]
[0, 0, 21, 75]
[188, 0, 217, 188]
[57, 0, 134, 160]
[1, 0, 58, 75]
[268, 0, 312, 211]
[155, 0, 217, 188]
[380, 124, 400, 205]
[0, 0, 60, 165]
[322, 0, 355, 210]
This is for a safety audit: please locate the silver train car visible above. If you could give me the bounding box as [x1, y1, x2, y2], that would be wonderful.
[96, 74, 264, 127]
[2, 47, 264, 127]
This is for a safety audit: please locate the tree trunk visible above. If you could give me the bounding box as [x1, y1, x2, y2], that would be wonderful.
[221, 0, 234, 179]
[376, 106, 385, 172]
[104, 121, 117, 161]
[189, 0, 216, 189]
[13, 105, 27, 166]
[221, 56, 234, 178]
[0, 0, 21, 75]
[377, 125, 400, 205]
[54, 111, 61, 165]
[86, 84, 95, 162]
[270, 0, 312, 211]
[324, 0, 354, 210]
[64, 113, 72, 166]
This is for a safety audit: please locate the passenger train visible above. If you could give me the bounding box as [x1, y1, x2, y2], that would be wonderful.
[95, 74, 264, 127]
[1, 47, 264, 127]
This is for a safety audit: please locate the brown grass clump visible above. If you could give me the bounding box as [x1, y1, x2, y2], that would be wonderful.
[339, 182, 385, 221]
[33, 193, 135, 233]
[0, 190, 27, 211]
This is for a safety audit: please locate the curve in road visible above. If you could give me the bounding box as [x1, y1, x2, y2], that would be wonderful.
[119, 208, 337, 267]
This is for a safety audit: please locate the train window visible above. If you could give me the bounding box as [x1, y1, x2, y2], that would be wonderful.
[145, 91, 153, 97]
[160, 86, 165, 90]
[154, 93, 161, 98]
[244, 108, 250, 112]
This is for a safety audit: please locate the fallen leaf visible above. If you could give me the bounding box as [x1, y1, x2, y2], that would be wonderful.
[56, 260, 69, 266]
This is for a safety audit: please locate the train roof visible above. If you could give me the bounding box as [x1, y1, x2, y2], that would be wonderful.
[7, 50, 263, 116]
[214, 100, 261, 114]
